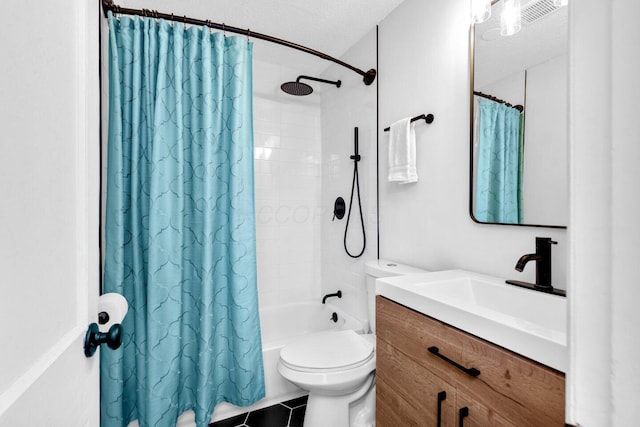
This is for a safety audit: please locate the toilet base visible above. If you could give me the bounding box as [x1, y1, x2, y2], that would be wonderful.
[350, 382, 376, 427]
[302, 373, 375, 427]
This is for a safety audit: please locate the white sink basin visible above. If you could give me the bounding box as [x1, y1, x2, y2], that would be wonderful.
[376, 270, 567, 372]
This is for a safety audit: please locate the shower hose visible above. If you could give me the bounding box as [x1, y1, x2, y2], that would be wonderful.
[344, 127, 366, 258]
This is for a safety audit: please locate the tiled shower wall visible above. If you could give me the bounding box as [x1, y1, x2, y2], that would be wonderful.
[253, 59, 323, 308]
[253, 31, 377, 315]
[319, 29, 378, 325]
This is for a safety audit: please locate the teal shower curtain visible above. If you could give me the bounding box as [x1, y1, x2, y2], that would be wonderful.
[101, 13, 264, 427]
[475, 99, 524, 224]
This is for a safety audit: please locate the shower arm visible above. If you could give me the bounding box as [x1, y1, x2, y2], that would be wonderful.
[101, 0, 377, 86]
[297, 76, 341, 88]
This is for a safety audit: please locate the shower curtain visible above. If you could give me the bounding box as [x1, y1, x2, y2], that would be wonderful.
[101, 13, 264, 427]
[475, 98, 524, 224]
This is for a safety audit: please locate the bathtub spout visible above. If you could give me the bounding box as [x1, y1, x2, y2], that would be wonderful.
[322, 290, 342, 304]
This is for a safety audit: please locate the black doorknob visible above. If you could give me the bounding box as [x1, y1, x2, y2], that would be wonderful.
[83, 322, 123, 357]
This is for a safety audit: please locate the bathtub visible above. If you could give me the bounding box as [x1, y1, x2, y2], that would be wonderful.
[209, 301, 366, 423]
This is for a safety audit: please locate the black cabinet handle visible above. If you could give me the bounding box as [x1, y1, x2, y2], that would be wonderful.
[459, 407, 469, 427]
[437, 391, 446, 427]
[427, 346, 480, 377]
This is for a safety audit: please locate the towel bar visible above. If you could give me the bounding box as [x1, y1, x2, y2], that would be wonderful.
[384, 113, 434, 132]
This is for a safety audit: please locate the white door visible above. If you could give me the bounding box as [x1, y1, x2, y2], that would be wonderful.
[0, 1, 100, 426]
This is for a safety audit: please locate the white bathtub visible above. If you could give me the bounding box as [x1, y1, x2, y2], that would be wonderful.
[209, 301, 365, 423]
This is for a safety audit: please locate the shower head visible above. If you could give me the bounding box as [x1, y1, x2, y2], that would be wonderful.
[281, 80, 314, 96]
[281, 75, 341, 96]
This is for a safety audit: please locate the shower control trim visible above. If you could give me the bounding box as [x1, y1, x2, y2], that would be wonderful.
[333, 197, 346, 221]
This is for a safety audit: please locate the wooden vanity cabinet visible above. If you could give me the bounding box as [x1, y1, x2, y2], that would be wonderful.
[376, 296, 565, 427]
[377, 338, 456, 426]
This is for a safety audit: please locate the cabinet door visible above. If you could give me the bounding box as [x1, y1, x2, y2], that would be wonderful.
[377, 338, 456, 427]
[455, 389, 514, 427]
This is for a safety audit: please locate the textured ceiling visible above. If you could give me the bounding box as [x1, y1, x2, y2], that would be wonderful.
[115, 0, 406, 73]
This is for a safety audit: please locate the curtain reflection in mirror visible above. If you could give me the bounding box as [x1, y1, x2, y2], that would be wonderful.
[474, 97, 524, 224]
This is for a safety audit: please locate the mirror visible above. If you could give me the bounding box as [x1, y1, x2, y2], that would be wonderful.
[470, 1, 568, 228]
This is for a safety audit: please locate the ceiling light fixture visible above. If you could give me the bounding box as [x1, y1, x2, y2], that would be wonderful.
[472, 0, 492, 23]
[500, 0, 522, 36]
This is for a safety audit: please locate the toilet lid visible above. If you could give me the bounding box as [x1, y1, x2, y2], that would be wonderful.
[280, 330, 374, 371]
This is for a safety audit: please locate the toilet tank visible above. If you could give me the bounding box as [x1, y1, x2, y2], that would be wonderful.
[365, 260, 429, 333]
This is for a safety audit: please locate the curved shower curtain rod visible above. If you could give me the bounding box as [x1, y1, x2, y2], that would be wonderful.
[101, 0, 377, 86]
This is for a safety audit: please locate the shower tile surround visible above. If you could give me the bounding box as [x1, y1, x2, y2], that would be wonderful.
[319, 28, 378, 325]
[252, 15, 378, 318]
[253, 35, 377, 316]
[253, 60, 323, 308]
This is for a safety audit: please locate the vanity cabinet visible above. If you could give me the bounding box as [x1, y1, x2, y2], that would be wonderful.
[376, 296, 565, 427]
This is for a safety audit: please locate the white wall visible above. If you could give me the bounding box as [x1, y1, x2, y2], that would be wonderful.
[568, 0, 640, 425]
[523, 55, 568, 225]
[319, 29, 378, 324]
[377, 0, 566, 288]
[478, 71, 525, 105]
[253, 60, 323, 308]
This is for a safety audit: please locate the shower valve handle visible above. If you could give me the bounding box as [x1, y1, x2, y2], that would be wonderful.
[333, 197, 346, 221]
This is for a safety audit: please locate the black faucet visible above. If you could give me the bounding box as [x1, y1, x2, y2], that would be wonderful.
[322, 290, 342, 304]
[506, 237, 566, 296]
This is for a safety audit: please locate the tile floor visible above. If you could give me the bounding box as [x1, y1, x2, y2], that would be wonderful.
[209, 395, 308, 427]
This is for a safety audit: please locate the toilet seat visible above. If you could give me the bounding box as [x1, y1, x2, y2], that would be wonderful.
[280, 330, 374, 373]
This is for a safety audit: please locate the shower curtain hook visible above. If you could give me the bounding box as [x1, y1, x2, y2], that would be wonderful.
[183, 15, 187, 29]
[222, 23, 226, 38]
[247, 28, 251, 42]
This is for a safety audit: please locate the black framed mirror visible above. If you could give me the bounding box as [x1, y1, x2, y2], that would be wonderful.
[469, 0, 568, 228]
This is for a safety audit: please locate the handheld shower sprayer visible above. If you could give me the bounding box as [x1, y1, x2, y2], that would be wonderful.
[344, 127, 366, 258]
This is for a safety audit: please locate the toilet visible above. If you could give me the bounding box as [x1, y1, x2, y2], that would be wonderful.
[277, 260, 428, 427]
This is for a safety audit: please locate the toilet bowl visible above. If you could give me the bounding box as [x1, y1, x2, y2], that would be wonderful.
[277, 260, 428, 427]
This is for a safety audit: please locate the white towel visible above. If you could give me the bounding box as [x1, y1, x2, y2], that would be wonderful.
[388, 117, 418, 184]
